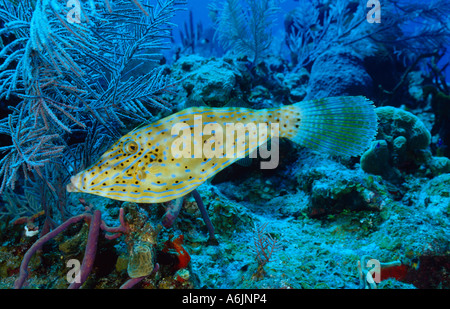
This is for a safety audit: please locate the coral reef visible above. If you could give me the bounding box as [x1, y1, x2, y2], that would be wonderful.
[360, 140, 400, 180]
[360, 106, 432, 181]
[171, 55, 243, 106]
[376, 107, 431, 152]
[295, 154, 387, 218]
[416, 174, 450, 221]
[305, 47, 373, 100]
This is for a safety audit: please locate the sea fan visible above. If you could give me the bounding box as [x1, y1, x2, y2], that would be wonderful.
[286, 0, 450, 68]
[209, 0, 281, 65]
[0, 110, 65, 193]
[286, 0, 369, 67]
[374, 0, 450, 64]
[0, 0, 186, 197]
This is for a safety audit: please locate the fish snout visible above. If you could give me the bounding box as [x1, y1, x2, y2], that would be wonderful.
[66, 175, 81, 193]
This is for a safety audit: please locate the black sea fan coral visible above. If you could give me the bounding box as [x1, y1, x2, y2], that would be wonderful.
[209, 0, 281, 65]
[285, 0, 450, 68]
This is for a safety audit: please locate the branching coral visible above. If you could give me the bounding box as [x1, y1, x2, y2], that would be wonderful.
[285, 0, 367, 67]
[0, 111, 65, 193]
[252, 222, 280, 266]
[251, 222, 281, 280]
[285, 0, 450, 68]
[0, 0, 185, 197]
[209, 0, 281, 65]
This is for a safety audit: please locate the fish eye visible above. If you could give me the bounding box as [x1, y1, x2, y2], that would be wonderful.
[123, 140, 139, 154]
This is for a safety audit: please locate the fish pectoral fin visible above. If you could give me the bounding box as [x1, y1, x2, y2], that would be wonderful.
[148, 163, 164, 175]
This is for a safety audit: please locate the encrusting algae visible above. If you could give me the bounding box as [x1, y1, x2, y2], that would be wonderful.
[67, 96, 378, 203]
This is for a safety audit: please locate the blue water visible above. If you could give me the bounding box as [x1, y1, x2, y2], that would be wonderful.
[172, 0, 449, 81]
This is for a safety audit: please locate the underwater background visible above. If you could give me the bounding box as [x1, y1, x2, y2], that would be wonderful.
[0, 0, 449, 289]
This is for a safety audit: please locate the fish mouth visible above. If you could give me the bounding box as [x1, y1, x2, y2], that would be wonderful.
[66, 175, 81, 193]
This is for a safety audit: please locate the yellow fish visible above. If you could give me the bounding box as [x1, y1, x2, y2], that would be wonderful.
[67, 96, 377, 203]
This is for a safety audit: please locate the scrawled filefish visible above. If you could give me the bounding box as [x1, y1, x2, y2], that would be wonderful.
[67, 96, 377, 203]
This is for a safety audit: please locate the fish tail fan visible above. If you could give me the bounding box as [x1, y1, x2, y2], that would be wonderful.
[282, 96, 378, 157]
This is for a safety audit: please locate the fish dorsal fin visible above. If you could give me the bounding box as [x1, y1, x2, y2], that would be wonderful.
[131, 122, 150, 132]
[130, 115, 158, 132]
